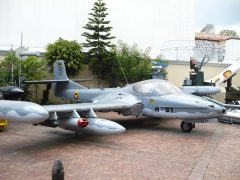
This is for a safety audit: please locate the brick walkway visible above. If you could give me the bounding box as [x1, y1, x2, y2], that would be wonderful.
[188, 125, 223, 180]
[0, 112, 240, 180]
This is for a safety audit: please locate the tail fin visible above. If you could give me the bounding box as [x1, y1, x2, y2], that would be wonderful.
[25, 60, 87, 99]
[53, 60, 87, 91]
[53, 60, 69, 80]
[207, 61, 240, 85]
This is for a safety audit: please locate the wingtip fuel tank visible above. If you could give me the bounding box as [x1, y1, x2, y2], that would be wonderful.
[0, 100, 49, 124]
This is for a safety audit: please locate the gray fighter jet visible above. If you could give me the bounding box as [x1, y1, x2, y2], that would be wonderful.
[0, 86, 24, 100]
[27, 60, 226, 132]
[0, 100, 126, 135]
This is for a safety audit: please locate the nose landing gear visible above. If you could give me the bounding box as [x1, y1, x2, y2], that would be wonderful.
[181, 121, 195, 133]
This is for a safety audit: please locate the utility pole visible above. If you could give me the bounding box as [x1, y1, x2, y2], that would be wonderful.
[10, 44, 14, 85]
[15, 32, 42, 88]
[18, 32, 23, 88]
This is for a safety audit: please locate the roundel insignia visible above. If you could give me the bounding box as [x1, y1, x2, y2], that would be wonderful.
[73, 90, 80, 100]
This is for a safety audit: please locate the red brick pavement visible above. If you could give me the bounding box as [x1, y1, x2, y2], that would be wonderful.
[0, 112, 240, 180]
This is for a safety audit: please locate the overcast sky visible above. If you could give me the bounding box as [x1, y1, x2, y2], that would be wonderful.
[195, 0, 240, 34]
[0, 0, 195, 57]
[0, 0, 239, 56]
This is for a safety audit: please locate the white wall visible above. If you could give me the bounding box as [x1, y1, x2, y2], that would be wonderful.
[0, 0, 195, 57]
[225, 39, 240, 62]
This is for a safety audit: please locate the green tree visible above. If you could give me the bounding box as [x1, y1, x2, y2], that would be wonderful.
[0, 53, 49, 101]
[104, 41, 152, 87]
[0, 52, 20, 86]
[82, 0, 115, 86]
[201, 24, 215, 34]
[21, 57, 49, 101]
[45, 38, 84, 76]
[22, 57, 49, 80]
[219, 29, 238, 37]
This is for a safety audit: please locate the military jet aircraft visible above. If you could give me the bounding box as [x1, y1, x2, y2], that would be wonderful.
[0, 86, 24, 100]
[0, 99, 127, 135]
[26, 60, 226, 132]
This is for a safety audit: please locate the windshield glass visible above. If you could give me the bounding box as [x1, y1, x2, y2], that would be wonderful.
[132, 79, 181, 96]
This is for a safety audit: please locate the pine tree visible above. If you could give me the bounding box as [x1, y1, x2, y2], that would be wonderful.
[82, 0, 115, 86]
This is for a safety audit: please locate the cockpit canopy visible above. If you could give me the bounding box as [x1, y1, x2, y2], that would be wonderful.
[132, 79, 181, 96]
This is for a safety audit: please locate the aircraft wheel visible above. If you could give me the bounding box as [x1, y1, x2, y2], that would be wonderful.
[181, 121, 193, 133]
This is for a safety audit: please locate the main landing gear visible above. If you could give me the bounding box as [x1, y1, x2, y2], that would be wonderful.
[181, 121, 195, 133]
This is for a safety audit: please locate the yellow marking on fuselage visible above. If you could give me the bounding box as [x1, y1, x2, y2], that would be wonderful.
[73, 90, 80, 100]
[149, 98, 155, 104]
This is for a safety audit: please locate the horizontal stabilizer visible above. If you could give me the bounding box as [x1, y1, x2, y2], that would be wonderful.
[25, 79, 69, 84]
[72, 78, 93, 82]
[25, 78, 92, 84]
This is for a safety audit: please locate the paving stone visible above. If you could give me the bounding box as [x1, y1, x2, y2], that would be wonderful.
[0, 112, 240, 179]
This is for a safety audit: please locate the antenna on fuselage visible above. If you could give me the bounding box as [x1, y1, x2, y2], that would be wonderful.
[117, 56, 129, 85]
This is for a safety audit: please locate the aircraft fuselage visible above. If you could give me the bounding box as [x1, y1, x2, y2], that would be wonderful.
[55, 81, 225, 120]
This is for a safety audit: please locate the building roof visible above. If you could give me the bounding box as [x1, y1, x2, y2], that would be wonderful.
[195, 32, 230, 42]
[0, 49, 10, 56]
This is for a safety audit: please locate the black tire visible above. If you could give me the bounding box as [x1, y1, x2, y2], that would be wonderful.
[181, 121, 193, 133]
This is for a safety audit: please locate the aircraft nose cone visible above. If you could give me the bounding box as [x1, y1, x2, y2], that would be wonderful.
[222, 108, 226, 114]
[199, 96, 227, 116]
[11, 87, 24, 93]
[213, 104, 226, 114]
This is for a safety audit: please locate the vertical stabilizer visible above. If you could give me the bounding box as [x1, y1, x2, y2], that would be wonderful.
[53, 60, 69, 80]
[53, 60, 87, 94]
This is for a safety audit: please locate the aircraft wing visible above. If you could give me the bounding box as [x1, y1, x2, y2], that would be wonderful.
[0, 94, 142, 135]
[43, 93, 143, 116]
[44, 101, 138, 113]
[41, 93, 142, 135]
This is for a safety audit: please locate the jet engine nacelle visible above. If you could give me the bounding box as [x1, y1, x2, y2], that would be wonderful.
[59, 117, 125, 135]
